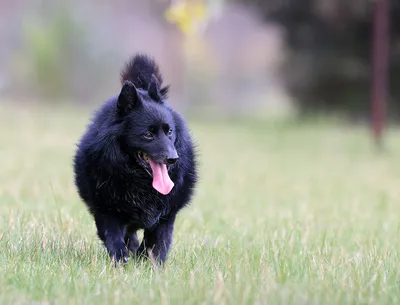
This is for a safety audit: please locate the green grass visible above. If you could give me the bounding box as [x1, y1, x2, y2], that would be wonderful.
[1, 103, 400, 304]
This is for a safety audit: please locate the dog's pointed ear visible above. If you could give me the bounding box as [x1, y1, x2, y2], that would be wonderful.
[148, 74, 162, 103]
[118, 81, 140, 115]
[159, 85, 170, 99]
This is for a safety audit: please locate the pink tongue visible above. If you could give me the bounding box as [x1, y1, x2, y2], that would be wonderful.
[148, 158, 174, 195]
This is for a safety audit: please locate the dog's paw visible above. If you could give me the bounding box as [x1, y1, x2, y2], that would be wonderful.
[109, 247, 129, 266]
[111, 255, 129, 267]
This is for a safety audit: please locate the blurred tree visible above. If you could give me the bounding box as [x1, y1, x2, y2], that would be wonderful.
[234, 0, 400, 121]
[8, 0, 120, 102]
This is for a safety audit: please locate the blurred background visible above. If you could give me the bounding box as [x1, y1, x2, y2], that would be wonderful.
[1, 0, 397, 124]
[2, 2, 400, 303]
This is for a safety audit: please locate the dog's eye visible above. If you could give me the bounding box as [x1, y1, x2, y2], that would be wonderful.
[167, 129, 173, 136]
[143, 131, 154, 140]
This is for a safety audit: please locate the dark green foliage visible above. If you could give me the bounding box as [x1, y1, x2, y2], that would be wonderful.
[235, 0, 400, 120]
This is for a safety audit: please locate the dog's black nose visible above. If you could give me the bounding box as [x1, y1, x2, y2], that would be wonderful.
[166, 147, 179, 164]
[166, 157, 178, 165]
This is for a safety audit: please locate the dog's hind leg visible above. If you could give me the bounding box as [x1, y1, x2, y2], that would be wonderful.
[125, 225, 140, 255]
[94, 213, 129, 265]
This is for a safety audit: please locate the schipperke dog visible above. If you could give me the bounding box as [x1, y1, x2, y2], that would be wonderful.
[73, 54, 198, 265]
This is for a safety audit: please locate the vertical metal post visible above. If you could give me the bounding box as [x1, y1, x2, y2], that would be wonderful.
[371, 0, 389, 147]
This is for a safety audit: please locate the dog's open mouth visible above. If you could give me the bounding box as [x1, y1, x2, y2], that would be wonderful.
[137, 151, 174, 195]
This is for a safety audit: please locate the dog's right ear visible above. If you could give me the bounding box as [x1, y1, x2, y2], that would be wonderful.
[117, 81, 141, 116]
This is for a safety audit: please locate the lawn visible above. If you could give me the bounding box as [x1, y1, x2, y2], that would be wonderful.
[0, 103, 400, 305]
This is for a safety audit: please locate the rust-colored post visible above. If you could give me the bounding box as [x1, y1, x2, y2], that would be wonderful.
[371, 0, 390, 147]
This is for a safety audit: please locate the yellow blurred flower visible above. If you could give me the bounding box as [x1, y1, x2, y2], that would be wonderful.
[164, 1, 207, 35]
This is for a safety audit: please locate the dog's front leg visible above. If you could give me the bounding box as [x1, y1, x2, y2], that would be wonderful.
[94, 213, 129, 265]
[137, 213, 177, 265]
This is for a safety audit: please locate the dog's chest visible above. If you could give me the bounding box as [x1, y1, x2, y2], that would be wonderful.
[122, 189, 170, 228]
[96, 178, 171, 228]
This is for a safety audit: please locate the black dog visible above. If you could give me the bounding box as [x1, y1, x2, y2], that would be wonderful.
[73, 54, 198, 265]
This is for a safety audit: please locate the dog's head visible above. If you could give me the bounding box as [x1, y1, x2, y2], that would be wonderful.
[117, 78, 178, 195]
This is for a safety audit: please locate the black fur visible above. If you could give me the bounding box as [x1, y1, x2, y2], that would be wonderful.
[120, 54, 170, 100]
[73, 54, 198, 265]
